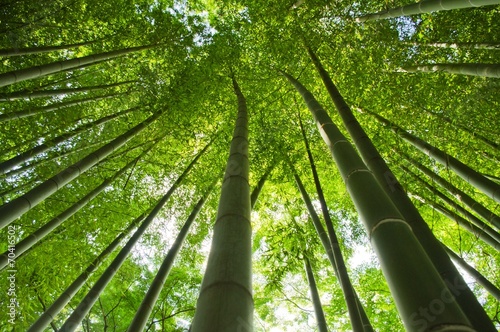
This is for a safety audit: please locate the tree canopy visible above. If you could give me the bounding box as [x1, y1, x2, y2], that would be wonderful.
[0, 0, 499, 331]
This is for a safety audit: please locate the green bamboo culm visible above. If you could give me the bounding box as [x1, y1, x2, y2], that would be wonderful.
[191, 77, 253, 332]
[26, 212, 147, 332]
[360, 108, 500, 204]
[298, 114, 372, 331]
[0, 40, 95, 57]
[0, 80, 135, 101]
[58, 142, 210, 332]
[0, 106, 139, 175]
[127, 182, 214, 331]
[0, 109, 163, 230]
[0, 93, 121, 123]
[303, 44, 495, 331]
[282, 71, 474, 332]
[356, 0, 500, 22]
[401, 165, 500, 244]
[291, 167, 371, 332]
[401, 63, 500, 78]
[442, 244, 500, 301]
[304, 256, 329, 332]
[0, 44, 157, 88]
[0, 143, 157, 271]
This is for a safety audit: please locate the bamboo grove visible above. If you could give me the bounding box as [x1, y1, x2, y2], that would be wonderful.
[0, 0, 499, 331]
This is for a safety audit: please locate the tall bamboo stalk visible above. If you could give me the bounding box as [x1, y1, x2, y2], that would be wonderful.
[27, 212, 147, 332]
[251, 165, 274, 208]
[356, 0, 500, 22]
[0, 93, 121, 123]
[402, 152, 500, 230]
[304, 256, 329, 332]
[443, 244, 500, 301]
[0, 106, 138, 175]
[0, 144, 156, 271]
[191, 77, 252, 332]
[417, 106, 498, 152]
[58, 142, 209, 332]
[0, 40, 95, 57]
[282, 71, 474, 332]
[0, 80, 135, 101]
[402, 165, 500, 244]
[0, 110, 163, 229]
[298, 114, 371, 331]
[411, 42, 500, 50]
[127, 184, 214, 331]
[0, 44, 157, 87]
[361, 107, 500, 204]
[401, 63, 500, 78]
[304, 46, 494, 330]
[292, 167, 371, 331]
[414, 194, 500, 252]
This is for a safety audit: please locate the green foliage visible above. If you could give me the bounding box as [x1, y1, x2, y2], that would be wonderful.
[0, 0, 499, 331]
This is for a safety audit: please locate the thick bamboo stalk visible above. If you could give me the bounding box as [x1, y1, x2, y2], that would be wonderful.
[58, 142, 209, 332]
[0, 110, 163, 229]
[0, 93, 121, 123]
[443, 245, 500, 301]
[127, 185, 214, 331]
[401, 63, 500, 78]
[26, 212, 147, 332]
[304, 256, 329, 332]
[191, 77, 252, 332]
[0, 80, 136, 101]
[304, 47, 494, 331]
[0, 44, 156, 87]
[361, 108, 500, 204]
[0, 144, 155, 271]
[403, 152, 500, 230]
[356, 0, 500, 22]
[0, 106, 138, 175]
[298, 114, 371, 331]
[283, 71, 474, 332]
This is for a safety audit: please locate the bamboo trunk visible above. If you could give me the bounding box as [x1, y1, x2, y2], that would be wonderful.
[361, 108, 500, 204]
[0, 40, 95, 57]
[0, 144, 155, 271]
[0, 93, 121, 122]
[26, 212, 147, 332]
[58, 142, 209, 332]
[0, 110, 163, 229]
[298, 114, 371, 331]
[0, 80, 135, 101]
[402, 165, 500, 243]
[443, 245, 500, 301]
[191, 77, 252, 332]
[304, 46, 494, 331]
[356, 0, 500, 22]
[127, 185, 214, 331]
[403, 152, 500, 230]
[0, 106, 138, 175]
[304, 256, 329, 332]
[283, 71, 474, 332]
[0, 44, 156, 87]
[401, 63, 500, 78]
[413, 42, 500, 50]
